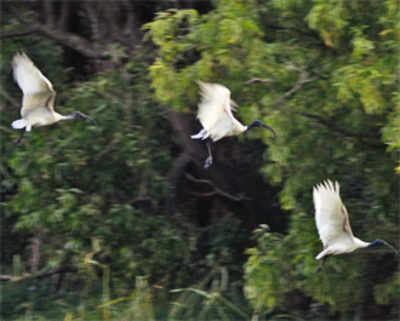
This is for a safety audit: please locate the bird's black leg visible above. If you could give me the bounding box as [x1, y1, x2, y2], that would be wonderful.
[316, 256, 328, 273]
[14, 130, 25, 145]
[204, 140, 213, 169]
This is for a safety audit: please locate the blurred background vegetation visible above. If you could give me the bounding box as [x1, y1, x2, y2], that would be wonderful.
[0, 0, 399, 320]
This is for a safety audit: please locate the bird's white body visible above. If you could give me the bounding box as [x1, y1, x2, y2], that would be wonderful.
[313, 180, 369, 260]
[13, 109, 65, 132]
[191, 82, 247, 142]
[11, 52, 70, 131]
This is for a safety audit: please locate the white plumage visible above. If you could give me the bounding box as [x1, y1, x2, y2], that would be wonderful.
[13, 52, 54, 97]
[313, 179, 398, 265]
[190, 81, 276, 168]
[191, 81, 246, 142]
[12, 52, 58, 131]
[11, 52, 96, 142]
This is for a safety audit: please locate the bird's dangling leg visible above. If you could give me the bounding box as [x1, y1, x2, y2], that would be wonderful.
[316, 256, 328, 273]
[14, 130, 25, 145]
[204, 140, 213, 169]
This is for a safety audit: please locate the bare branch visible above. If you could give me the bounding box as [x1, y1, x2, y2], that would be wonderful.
[0, 27, 38, 39]
[43, 0, 55, 27]
[166, 109, 200, 159]
[121, 0, 141, 45]
[299, 112, 374, 138]
[263, 23, 321, 40]
[0, 265, 75, 283]
[28, 229, 42, 273]
[40, 27, 106, 59]
[57, 1, 71, 31]
[245, 78, 274, 85]
[185, 173, 211, 185]
[185, 173, 251, 202]
[103, 3, 119, 42]
[299, 111, 382, 148]
[12, 7, 107, 59]
[273, 66, 316, 108]
[101, 2, 138, 49]
[191, 191, 218, 197]
[247, 63, 316, 109]
[168, 151, 192, 188]
[84, 3, 101, 47]
[0, 126, 15, 134]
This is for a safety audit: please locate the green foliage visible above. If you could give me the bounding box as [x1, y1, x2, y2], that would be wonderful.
[306, 0, 349, 47]
[144, 0, 399, 318]
[2, 0, 399, 320]
[3, 50, 186, 294]
[144, 0, 264, 111]
[3, 272, 250, 321]
[244, 1, 399, 315]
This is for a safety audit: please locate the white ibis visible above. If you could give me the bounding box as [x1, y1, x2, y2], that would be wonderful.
[313, 179, 398, 271]
[11, 52, 96, 143]
[190, 81, 276, 168]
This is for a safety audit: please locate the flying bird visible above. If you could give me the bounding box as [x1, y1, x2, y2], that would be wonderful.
[313, 179, 398, 272]
[190, 81, 277, 168]
[11, 52, 96, 144]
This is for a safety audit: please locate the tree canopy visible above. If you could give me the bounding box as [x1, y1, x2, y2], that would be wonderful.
[1, 1, 399, 320]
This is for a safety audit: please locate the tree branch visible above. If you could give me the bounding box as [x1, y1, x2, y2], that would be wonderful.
[85, 3, 101, 46]
[57, 1, 71, 31]
[121, 0, 141, 46]
[43, 0, 55, 28]
[0, 27, 38, 39]
[0, 126, 15, 134]
[28, 229, 42, 273]
[245, 78, 274, 85]
[166, 109, 200, 159]
[299, 112, 375, 138]
[103, 3, 119, 42]
[12, 7, 107, 59]
[299, 112, 382, 148]
[168, 151, 192, 189]
[263, 24, 322, 41]
[0, 265, 75, 283]
[273, 64, 316, 108]
[185, 173, 251, 202]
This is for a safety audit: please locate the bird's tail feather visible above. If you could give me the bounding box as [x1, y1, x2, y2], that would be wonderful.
[11, 119, 27, 129]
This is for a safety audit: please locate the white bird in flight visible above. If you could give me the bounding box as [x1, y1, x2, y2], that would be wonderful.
[313, 179, 398, 271]
[190, 81, 277, 168]
[11, 52, 96, 143]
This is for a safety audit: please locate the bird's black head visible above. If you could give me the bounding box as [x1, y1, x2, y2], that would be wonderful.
[368, 239, 384, 248]
[368, 239, 398, 255]
[246, 120, 277, 138]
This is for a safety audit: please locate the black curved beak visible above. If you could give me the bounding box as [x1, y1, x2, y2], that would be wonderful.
[382, 240, 399, 255]
[372, 239, 399, 255]
[246, 120, 277, 138]
[86, 116, 98, 126]
[75, 111, 98, 126]
[260, 123, 277, 138]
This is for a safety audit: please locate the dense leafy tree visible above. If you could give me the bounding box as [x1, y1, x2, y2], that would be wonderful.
[144, 0, 399, 319]
[1, 0, 398, 320]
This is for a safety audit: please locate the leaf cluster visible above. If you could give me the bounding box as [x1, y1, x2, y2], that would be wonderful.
[144, 0, 399, 318]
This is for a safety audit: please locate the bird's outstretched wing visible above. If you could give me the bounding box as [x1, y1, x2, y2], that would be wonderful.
[196, 81, 241, 141]
[313, 180, 354, 249]
[12, 52, 56, 116]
